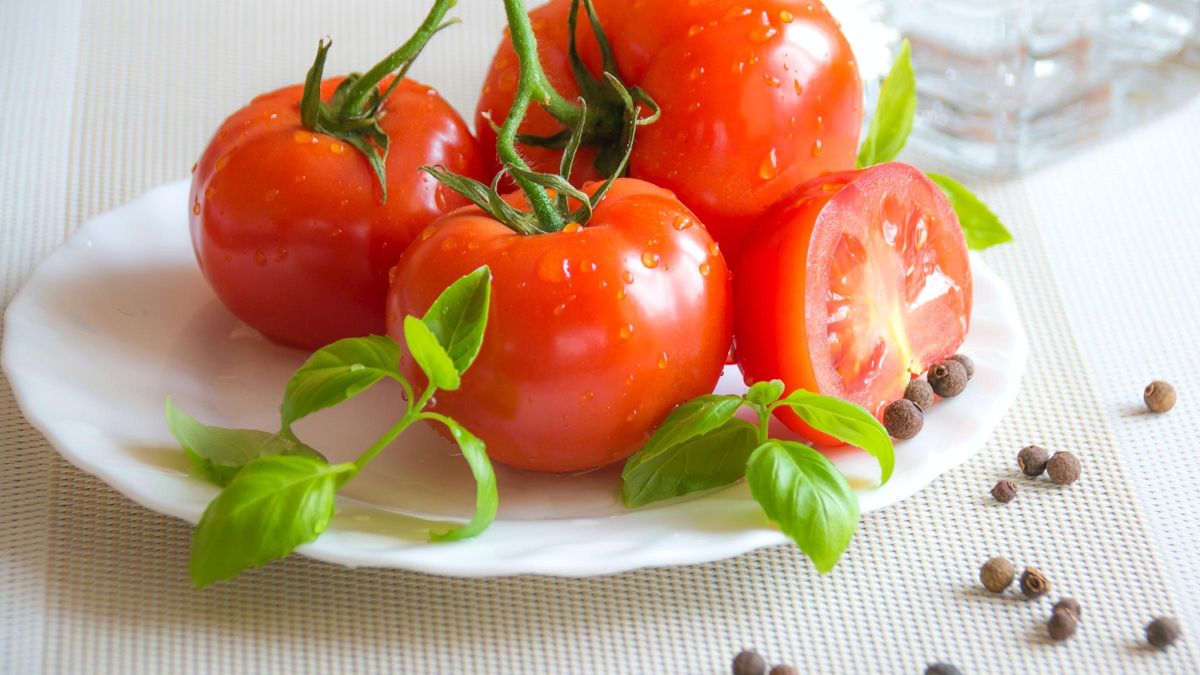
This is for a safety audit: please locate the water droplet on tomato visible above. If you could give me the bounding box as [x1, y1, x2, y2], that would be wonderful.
[420, 226, 436, 241]
[708, 241, 721, 257]
[758, 149, 778, 180]
[687, 101, 701, 113]
[467, 240, 480, 251]
[553, 303, 566, 317]
[626, 410, 639, 422]
[204, 187, 215, 200]
[811, 139, 824, 157]
[816, 115, 825, 131]
[329, 142, 346, 155]
[748, 25, 778, 43]
[536, 251, 570, 282]
[620, 324, 634, 339]
[780, 9, 795, 22]
[626, 373, 636, 385]
[190, 162, 198, 174]
[253, 250, 267, 266]
[263, 188, 279, 202]
[699, 262, 712, 276]
[563, 222, 582, 233]
[292, 130, 315, 144]
[214, 155, 230, 172]
[274, 248, 288, 262]
[657, 353, 669, 369]
[191, 199, 200, 215]
[672, 215, 693, 230]
[794, 79, 804, 96]
[581, 391, 595, 402]
[440, 237, 460, 252]
[641, 251, 660, 269]
[688, 66, 704, 81]
[388, 266, 398, 283]
[434, 186, 449, 210]
[688, 24, 703, 37]
[763, 74, 781, 88]
[622, 271, 634, 284]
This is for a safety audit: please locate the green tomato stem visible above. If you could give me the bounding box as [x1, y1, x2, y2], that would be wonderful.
[340, 0, 459, 115]
[500, 0, 579, 232]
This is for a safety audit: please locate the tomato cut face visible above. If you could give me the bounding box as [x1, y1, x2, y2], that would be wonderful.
[734, 163, 972, 444]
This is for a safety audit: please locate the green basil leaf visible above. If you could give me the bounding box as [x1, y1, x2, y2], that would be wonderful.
[166, 398, 323, 486]
[425, 414, 498, 542]
[774, 390, 895, 485]
[403, 315, 461, 391]
[279, 335, 401, 426]
[927, 172, 1014, 250]
[746, 440, 860, 574]
[622, 418, 760, 508]
[745, 379, 785, 407]
[189, 455, 356, 587]
[422, 265, 492, 375]
[621, 394, 745, 485]
[856, 39, 915, 168]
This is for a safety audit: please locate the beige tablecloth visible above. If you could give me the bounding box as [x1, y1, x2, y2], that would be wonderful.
[2, 1, 1197, 672]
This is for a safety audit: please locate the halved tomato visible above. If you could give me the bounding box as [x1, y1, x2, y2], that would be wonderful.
[733, 162, 973, 444]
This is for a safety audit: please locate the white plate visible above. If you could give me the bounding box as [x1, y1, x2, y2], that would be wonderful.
[2, 180, 1027, 577]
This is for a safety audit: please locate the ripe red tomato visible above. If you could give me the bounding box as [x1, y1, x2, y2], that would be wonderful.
[387, 178, 732, 473]
[190, 77, 489, 350]
[733, 163, 972, 444]
[476, 0, 863, 261]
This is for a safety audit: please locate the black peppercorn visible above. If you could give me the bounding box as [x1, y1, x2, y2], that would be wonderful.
[1147, 617, 1181, 649]
[1053, 597, 1081, 620]
[980, 556, 1015, 593]
[1017, 445, 1049, 477]
[949, 353, 975, 380]
[883, 399, 924, 439]
[924, 663, 962, 675]
[928, 360, 968, 398]
[1046, 451, 1080, 485]
[991, 479, 1017, 503]
[905, 378, 935, 411]
[768, 666, 798, 675]
[732, 650, 767, 675]
[1144, 381, 1177, 413]
[1048, 608, 1078, 641]
[1020, 567, 1051, 598]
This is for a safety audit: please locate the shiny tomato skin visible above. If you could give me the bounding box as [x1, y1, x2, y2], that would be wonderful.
[190, 77, 490, 350]
[733, 163, 972, 444]
[387, 178, 732, 473]
[476, 0, 862, 262]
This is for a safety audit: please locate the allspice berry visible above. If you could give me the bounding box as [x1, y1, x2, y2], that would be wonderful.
[905, 378, 935, 411]
[1048, 608, 1078, 641]
[991, 479, 1017, 503]
[1054, 597, 1081, 620]
[883, 399, 924, 439]
[1017, 445, 1050, 477]
[949, 353, 975, 380]
[732, 650, 767, 675]
[1020, 567, 1051, 598]
[1046, 451, 1081, 485]
[1146, 617, 1181, 649]
[768, 666, 799, 675]
[980, 556, 1015, 593]
[924, 664, 962, 675]
[928, 360, 968, 398]
[1144, 380, 1177, 414]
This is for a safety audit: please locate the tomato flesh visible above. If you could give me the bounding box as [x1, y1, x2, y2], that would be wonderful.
[733, 163, 972, 444]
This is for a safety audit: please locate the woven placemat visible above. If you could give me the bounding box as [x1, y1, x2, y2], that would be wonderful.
[1, 1, 1194, 672]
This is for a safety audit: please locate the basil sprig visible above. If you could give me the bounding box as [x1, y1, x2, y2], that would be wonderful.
[168, 267, 496, 587]
[621, 381, 894, 573]
[857, 39, 1013, 250]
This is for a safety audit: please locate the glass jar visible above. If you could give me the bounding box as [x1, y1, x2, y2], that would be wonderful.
[830, 0, 1200, 175]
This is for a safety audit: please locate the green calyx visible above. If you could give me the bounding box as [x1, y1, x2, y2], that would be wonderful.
[298, 0, 459, 203]
[517, 0, 660, 178]
[425, 0, 655, 235]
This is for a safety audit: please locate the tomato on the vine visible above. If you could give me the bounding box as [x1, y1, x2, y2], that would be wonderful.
[733, 163, 973, 444]
[387, 178, 732, 473]
[190, 9, 490, 350]
[476, 0, 863, 261]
